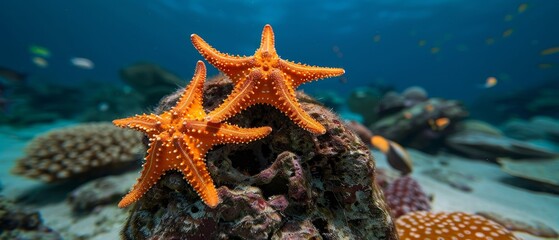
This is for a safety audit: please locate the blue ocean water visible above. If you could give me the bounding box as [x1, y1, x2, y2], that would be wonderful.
[1, 0, 558, 104]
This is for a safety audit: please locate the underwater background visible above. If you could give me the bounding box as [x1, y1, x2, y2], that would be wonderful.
[1, 0, 559, 239]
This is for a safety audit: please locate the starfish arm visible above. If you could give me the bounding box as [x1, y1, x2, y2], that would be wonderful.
[113, 114, 161, 136]
[174, 137, 219, 208]
[279, 59, 345, 88]
[173, 61, 207, 118]
[191, 34, 254, 83]
[205, 122, 272, 144]
[271, 70, 326, 134]
[259, 24, 277, 55]
[118, 140, 166, 208]
[206, 70, 260, 123]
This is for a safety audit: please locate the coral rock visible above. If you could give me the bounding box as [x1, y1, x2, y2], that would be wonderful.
[396, 211, 520, 240]
[120, 79, 398, 240]
[12, 123, 145, 183]
[0, 197, 62, 240]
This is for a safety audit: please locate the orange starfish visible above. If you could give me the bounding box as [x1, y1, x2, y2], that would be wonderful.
[113, 61, 272, 208]
[191, 24, 345, 134]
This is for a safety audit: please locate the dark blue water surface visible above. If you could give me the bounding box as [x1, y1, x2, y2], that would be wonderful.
[1, 0, 558, 103]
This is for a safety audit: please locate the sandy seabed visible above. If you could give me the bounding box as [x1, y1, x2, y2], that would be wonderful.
[1, 120, 557, 240]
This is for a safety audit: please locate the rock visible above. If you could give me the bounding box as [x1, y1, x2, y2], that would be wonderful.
[446, 132, 558, 160]
[344, 120, 373, 144]
[0, 197, 62, 240]
[401, 86, 428, 105]
[67, 171, 138, 212]
[120, 78, 398, 240]
[347, 87, 383, 126]
[372, 98, 468, 150]
[456, 119, 503, 137]
[498, 157, 559, 193]
[502, 119, 546, 140]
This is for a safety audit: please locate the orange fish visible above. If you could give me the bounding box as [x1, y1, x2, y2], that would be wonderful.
[481, 76, 498, 88]
[540, 47, 559, 56]
[403, 111, 413, 119]
[430, 47, 440, 54]
[424, 104, 434, 112]
[371, 136, 390, 153]
[429, 117, 450, 131]
[370, 135, 413, 174]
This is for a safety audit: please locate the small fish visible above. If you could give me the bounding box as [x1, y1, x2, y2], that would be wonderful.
[70, 57, 94, 69]
[538, 63, 555, 69]
[504, 14, 514, 22]
[403, 111, 413, 119]
[370, 135, 413, 175]
[424, 104, 434, 112]
[428, 117, 450, 131]
[29, 45, 51, 57]
[339, 76, 347, 84]
[540, 47, 559, 56]
[518, 3, 528, 13]
[480, 76, 498, 88]
[0, 66, 27, 82]
[503, 29, 514, 38]
[32, 56, 48, 68]
[430, 47, 440, 54]
[373, 34, 381, 43]
[485, 37, 495, 45]
[418, 40, 427, 47]
[332, 45, 343, 58]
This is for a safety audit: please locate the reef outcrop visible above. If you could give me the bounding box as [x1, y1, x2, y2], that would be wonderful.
[120, 77, 398, 240]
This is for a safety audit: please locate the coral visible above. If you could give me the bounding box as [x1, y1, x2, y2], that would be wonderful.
[119, 62, 184, 107]
[120, 78, 397, 239]
[0, 196, 62, 240]
[396, 211, 520, 239]
[67, 171, 138, 212]
[383, 176, 430, 218]
[477, 211, 558, 238]
[12, 123, 144, 183]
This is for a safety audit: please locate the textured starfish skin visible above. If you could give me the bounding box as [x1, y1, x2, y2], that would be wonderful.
[191, 24, 345, 134]
[113, 61, 272, 208]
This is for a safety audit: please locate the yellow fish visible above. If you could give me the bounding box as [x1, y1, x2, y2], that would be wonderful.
[538, 63, 555, 69]
[540, 47, 559, 56]
[486, 37, 495, 45]
[503, 29, 514, 38]
[518, 3, 528, 13]
[418, 40, 427, 47]
[373, 34, 381, 43]
[32, 57, 48, 68]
